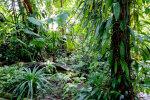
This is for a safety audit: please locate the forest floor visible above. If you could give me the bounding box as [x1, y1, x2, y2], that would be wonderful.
[0, 62, 149, 100]
[0, 89, 150, 100]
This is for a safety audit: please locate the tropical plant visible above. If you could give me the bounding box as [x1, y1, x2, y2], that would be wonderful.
[11, 66, 52, 100]
[0, 65, 20, 91]
[74, 0, 150, 99]
[0, 0, 150, 100]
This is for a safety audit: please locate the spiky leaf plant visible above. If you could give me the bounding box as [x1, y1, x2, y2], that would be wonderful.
[11, 66, 52, 100]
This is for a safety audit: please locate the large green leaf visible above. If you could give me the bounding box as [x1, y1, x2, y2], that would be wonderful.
[30, 38, 45, 47]
[114, 61, 118, 74]
[113, 2, 120, 20]
[120, 60, 129, 76]
[94, 20, 106, 39]
[27, 17, 42, 26]
[24, 29, 40, 37]
[108, 50, 113, 65]
[55, 11, 70, 25]
[120, 41, 125, 59]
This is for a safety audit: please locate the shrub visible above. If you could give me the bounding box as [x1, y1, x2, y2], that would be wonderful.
[11, 66, 52, 100]
[0, 65, 20, 91]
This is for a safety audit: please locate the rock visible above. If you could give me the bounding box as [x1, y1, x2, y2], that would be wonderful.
[137, 92, 150, 100]
[56, 63, 73, 71]
[23, 62, 47, 71]
[22, 61, 75, 73]
[0, 98, 9, 100]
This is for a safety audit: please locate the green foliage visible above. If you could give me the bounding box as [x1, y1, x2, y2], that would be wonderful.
[11, 66, 51, 100]
[55, 11, 70, 25]
[0, 65, 52, 100]
[133, 61, 150, 94]
[120, 41, 125, 59]
[30, 38, 45, 47]
[75, 72, 119, 100]
[0, 0, 150, 100]
[106, 14, 113, 32]
[114, 61, 118, 74]
[27, 17, 42, 26]
[0, 66, 20, 91]
[24, 29, 40, 37]
[113, 2, 120, 21]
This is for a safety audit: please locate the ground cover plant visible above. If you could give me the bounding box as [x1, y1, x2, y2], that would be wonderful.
[0, 0, 150, 100]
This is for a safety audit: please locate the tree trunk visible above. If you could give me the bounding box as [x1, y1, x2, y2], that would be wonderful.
[17, 0, 25, 22]
[24, 0, 34, 14]
[12, 0, 16, 22]
[61, 0, 63, 8]
[111, 0, 134, 99]
[49, 0, 53, 18]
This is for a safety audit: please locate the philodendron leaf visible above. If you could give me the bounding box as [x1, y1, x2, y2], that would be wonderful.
[120, 41, 125, 59]
[114, 61, 118, 74]
[113, 2, 120, 20]
[120, 60, 129, 76]
[120, 60, 125, 71]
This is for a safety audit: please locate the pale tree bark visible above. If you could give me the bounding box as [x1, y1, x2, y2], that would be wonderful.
[23, 0, 38, 33]
[17, 0, 25, 21]
[61, 0, 65, 35]
[49, 0, 53, 18]
[12, 0, 16, 22]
